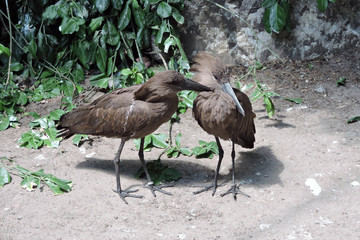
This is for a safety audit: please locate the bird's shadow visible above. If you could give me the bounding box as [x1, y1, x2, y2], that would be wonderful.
[75, 146, 283, 188]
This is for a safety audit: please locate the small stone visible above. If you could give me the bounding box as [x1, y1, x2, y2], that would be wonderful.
[351, 181, 359, 187]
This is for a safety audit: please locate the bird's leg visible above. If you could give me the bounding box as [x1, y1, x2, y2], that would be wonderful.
[193, 137, 225, 196]
[220, 142, 250, 200]
[113, 139, 143, 204]
[138, 138, 173, 197]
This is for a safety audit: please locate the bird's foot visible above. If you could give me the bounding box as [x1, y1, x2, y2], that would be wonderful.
[144, 181, 174, 197]
[113, 187, 143, 204]
[220, 183, 250, 200]
[192, 182, 226, 196]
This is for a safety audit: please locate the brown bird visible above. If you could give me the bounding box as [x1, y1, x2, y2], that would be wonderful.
[190, 52, 256, 199]
[58, 70, 211, 203]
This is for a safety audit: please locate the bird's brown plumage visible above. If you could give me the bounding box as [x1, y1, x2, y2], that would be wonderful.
[191, 52, 256, 199]
[58, 70, 211, 203]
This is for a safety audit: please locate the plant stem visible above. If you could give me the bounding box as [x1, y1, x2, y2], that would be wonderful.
[5, 0, 12, 89]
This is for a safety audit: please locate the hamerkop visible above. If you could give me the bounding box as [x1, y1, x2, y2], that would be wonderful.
[58, 70, 211, 203]
[190, 52, 256, 200]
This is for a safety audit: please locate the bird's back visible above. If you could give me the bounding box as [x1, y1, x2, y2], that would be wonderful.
[193, 87, 256, 149]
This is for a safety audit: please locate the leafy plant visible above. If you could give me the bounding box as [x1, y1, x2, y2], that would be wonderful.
[0, 157, 72, 194]
[166, 133, 192, 158]
[236, 61, 279, 118]
[336, 77, 346, 86]
[317, 0, 336, 12]
[262, 0, 291, 34]
[72, 134, 89, 146]
[134, 159, 181, 185]
[192, 140, 219, 159]
[133, 133, 169, 152]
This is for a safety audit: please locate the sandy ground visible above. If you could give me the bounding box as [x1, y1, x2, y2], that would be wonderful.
[1, 50, 359, 240]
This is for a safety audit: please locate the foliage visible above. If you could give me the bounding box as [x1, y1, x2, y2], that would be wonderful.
[236, 61, 279, 118]
[336, 77, 346, 86]
[133, 133, 169, 152]
[317, 0, 336, 12]
[72, 134, 89, 146]
[166, 133, 192, 158]
[347, 116, 360, 124]
[171, 89, 198, 122]
[0, 157, 72, 194]
[134, 159, 181, 185]
[284, 97, 303, 104]
[192, 140, 219, 159]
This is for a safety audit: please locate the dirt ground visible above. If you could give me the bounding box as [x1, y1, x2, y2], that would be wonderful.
[1, 49, 359, 240]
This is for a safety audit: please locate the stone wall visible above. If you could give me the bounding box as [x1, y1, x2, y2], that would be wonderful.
[178, 0, 360, 65]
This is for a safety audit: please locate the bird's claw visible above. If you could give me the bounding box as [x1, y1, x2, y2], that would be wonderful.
[113, 187, 143, 204]
[192, 182, 226, 196]
[144, 182, 174, 197]
[220, 183, 250, 200]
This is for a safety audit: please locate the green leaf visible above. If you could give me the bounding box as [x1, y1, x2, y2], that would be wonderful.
[264, 96, 275, 118]
[104, 20, 120, 46]
[0, 167, 11, 187]
[42, 5, 59, 21]
[164, 36, 176, 53]
[72, 134, 88, 146]
[118, 3, 131, 30]
[148, 0, 161, 4]
[111, 0, 124, 10]
[73, 63, 85, 83]
[336, 77, 346, 86]
[10, 62, 23, 72]
[317, 0, 328, 12]
[95, 0, 111, 13]
[155, 21, 168, 44]
[132, 0, 145, 28]
[28, 39, 37, 58]
[21, 175, 40, 191]
[151, 134, 169, 149]
[61, 80, 74, 97]
[285, 97, 303, 104]
[60, 17, 85, 35]
[96, 47, 108, 73]
[180, 148, 192, 156]
[89, 17, 104, 32]
[262, 0, 277, 8]
[171, 7, 184, 24]
[347, 116, 360, 124]
[269, 2, 286, 33]
[0, 115, 10, 131]
[49, 109, 66, 121]
[157, 2, 172, 18]
[175, 133, 181, 148]
[0, 43, 10, 56]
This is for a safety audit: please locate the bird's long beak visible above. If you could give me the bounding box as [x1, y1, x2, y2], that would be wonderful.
[181, 78, 212, 92]
[222, 82, 245, 116]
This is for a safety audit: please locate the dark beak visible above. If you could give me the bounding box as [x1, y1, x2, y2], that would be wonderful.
[180, 78, 212, 92]
[222, 82, 245, 116]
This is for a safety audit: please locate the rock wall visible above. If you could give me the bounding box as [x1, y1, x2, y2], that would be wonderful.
[179, 0, 360, 65]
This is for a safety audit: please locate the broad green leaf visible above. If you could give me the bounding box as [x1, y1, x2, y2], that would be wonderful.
[95, 0, 111, 13]
[155, 21, 168, 44]
[10, 62, 23, 72]
[111, 0, 124, 9]
[49, 109, 66, 121]
[0, 43, 10, 56]
[28, 39, 37, 58]
[148, 0, 161, 4]
[60, 17, 85, 35]
[42, 5, 59, 21]
[175, 133, 181, 148]
[132, 0, 145, 28]
[121, 68, 133, 75]
[118, 3, 131, 30]
[61, 80, 74, 97]
[157, 2, 172, 18]
[0, 167, 11, 187]
[46, 176, 72, 192]
[317, 0, 328, 12]
[96, 47, 108, 73]
[285, 97, 303, 104]
[0, 115, 10, 131]
[164, 36, 176, 53]
[95, 77, 110, 88]
[104, 20, 120, 46]
[264, 96, 275, 118]
[44, 180, 63, 194]
[262, 0, 276, 8]
[72, 134, 88, 146]
[151, 134, 168, 149]
[89, 17, 104, 32]
[347, 116, 360, 124]
[269, 3, 286, 33]
[21, 175, 40, 191]
[171, 7, 184, 24]
[73, 63, 85, 83]
[180, 148, 192, 156]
